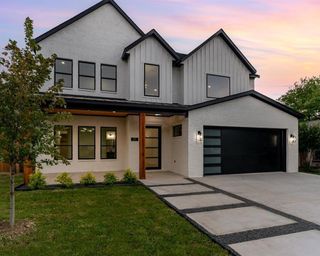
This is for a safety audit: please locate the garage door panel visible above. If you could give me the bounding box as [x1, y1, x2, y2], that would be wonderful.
[204, 127, 286, 175]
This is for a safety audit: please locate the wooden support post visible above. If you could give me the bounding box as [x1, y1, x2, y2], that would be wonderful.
[139, 113, 146, 180]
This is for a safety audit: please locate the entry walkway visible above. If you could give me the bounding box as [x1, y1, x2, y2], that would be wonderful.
[141, 172, 320, 256]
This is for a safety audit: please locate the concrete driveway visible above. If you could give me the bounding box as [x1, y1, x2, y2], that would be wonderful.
[142, 172, 320, 256]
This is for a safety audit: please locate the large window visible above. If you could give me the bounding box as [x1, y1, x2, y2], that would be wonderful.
[206, 74, 230, 98]
[144, 63, 160, 97]
[78, 126, 95, 159]
[55, 58, 73, 88]
[101, 127, 117, 159]
[101, 64, 117, 92]
[54, 126, 73, 160]
[79, 61, 95, 90]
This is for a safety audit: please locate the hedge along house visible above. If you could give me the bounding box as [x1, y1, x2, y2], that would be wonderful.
[37, 0, 302, 179]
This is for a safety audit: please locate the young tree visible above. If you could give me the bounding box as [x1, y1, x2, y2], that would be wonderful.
[0, 18, 69, 227]
[279, 76, 320, 121]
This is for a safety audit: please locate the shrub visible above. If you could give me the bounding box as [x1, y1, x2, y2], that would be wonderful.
[80, 172, 96, 186]
[28, 170, 47, 190]
[104, 172, 118, 185]
[122, 169, 137, 184]
[55, 172, 73, 188]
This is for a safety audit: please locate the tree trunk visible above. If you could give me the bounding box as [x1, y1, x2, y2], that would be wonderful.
[9, 163, 15, 227]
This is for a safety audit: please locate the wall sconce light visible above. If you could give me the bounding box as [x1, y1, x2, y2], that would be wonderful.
[289, 134, 297, 144]
[196, 131, 203, 142]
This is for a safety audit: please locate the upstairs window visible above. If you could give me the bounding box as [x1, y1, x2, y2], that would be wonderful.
[144, 64, 160, 97]
[101, 64, 117, 92]
[79, 61, 95, 90]
[101, 127, 117, 159]
[54, 126, 73, 160]
[207, 74, 230, 98]
[55, 58, 73, 88]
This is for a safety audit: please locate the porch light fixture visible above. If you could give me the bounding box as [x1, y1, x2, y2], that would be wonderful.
[106, 131, 116, 140]
[196, 131, 203, 142]
[289, 134, 297, 144]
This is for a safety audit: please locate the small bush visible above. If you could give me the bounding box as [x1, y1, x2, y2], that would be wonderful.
[80, 172, 96, 186]
[55, 172, 73, 188]
[122, 169, 137, 184]
[28, 170, 47, 190]
[104, 172, 118, 185]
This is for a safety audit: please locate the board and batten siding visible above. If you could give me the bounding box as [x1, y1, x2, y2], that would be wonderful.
[39, 4, 141, 100]
[182, 36, 253, 105]
[128, 37, 174, 103]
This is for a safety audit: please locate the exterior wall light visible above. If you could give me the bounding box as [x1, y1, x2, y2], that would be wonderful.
[196, 131, 203, 142]
[289, 134, 297, 144]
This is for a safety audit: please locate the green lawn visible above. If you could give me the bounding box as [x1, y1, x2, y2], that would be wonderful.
[0, 174, 228, 256]
[300, 168, 320, 175]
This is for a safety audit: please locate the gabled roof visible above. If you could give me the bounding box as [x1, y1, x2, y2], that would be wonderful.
[189, 90, 303, 118]
[35, 0, 144, 43]
[179, 29, 258, 75]
[122, 29, 180, 61]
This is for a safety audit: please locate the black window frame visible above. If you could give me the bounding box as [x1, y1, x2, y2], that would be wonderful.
[100, 127, 117, 159]
[54, 58, 73, 88]
[78, 126, 96, 160]
[206, 74, 231, 99]
[78, 61, 96, 90]
[144, 63, 160, 97]
[54, 125, 73, 160]
[173, 124, 182, 137]
[100, 64, 117, 92]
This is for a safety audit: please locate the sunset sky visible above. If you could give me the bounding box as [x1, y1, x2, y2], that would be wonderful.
[1, 0, 319, 99]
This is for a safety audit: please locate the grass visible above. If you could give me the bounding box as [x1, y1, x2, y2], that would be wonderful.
[0, 174, 228, 256]
[300, 167, 320, 175]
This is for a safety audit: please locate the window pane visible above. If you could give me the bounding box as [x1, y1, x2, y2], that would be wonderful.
[173, 125, 182, 137]
[146, 128, 159, 137]
[79, 76, 95, 90]
[101, 79, 116, 92]
[101, 128, 117, 159]
[101, 65, 116, 79]
[146, 158, 159, 168]
[204, 157, 221, 164]
[204, 166, 221, 174]
[144, 64, 159, 96]
[55, 59, 72, 74]
[79, 127, 95, 159]
[56, 73, 72, 88]
[146, 148, 158, 158]
[207, 75, 230, 98]
[204, 129, 221, 137]
[204, 138, 221, 146]
[54, 126, 72, 160]
[79, 62, 95, 76]
[204, 147, 221, 155]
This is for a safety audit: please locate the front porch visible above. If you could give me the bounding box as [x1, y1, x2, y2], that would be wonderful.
[44, 98, 189, 179]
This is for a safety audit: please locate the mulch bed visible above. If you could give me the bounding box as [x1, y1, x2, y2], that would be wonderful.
[0, 220, 35, 241]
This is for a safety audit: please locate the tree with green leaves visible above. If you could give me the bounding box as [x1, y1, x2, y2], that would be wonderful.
[279, 76, 320, 121]
[0, 18, 70, 227]
[279, 76, 320, 168]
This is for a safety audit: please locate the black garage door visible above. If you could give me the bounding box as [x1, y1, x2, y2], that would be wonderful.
[204, 127, 286, 175]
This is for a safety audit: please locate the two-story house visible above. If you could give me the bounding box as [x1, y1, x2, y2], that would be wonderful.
[37, 0, 302, 179]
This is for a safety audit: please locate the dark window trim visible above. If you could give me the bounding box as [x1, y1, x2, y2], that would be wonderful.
[78, 126, 96, 160]
[54, 58, 73, 88]
[100, 127, 117, 160]
[206, 74, 231, 99]
[173, 124, 182, 137]
[100, 64, 117, 92]
[78, 61, 96, 90]
[54, 125, 73, 160]
[144, 63, 160, 98]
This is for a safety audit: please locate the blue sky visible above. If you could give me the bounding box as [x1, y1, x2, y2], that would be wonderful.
[1, 0, 320, 98]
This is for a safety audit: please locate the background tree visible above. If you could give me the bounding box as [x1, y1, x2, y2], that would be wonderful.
[279, 76, 320, 121]
[0, 18, 69, 227]
[279, 76, 320, 169]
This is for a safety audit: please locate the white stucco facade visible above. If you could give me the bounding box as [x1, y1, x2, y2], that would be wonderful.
[187, 96, 299, 177]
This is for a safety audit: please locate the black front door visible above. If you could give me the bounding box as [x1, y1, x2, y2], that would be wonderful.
[204, 127, 286, 175]
[145, 126, 161, 170]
